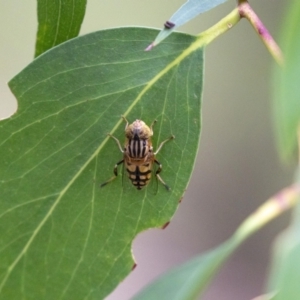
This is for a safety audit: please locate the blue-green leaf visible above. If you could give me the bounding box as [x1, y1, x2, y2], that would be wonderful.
[148, 0, 228, 49]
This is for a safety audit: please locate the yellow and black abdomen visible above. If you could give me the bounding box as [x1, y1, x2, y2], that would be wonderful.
[124, 137, 153, 189]
[126, 162, 152, 190]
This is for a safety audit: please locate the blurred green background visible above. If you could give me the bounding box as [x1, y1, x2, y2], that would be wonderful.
[0, 1, 293, 299]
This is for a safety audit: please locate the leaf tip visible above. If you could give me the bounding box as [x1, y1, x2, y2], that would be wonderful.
[145, 43, 155, 51]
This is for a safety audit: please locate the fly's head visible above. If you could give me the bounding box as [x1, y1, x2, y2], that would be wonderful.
[125, 119, 152, 140]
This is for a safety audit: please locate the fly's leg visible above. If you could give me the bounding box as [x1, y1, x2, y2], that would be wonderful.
[153, 133, 174, 190]
[154, 159, 170, 191]
[102, 116, 127, 188]
[108, 134, 124, 153]
[100, 159, 124, 188]
[121, 115, 129, 130]
[154, 135, 175, 155]
[149, 119, 157, 135]
[107, 116, 129, 152]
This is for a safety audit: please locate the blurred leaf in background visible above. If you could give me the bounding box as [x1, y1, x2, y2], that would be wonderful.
[272, 0, 300, 161]
[267, 1, 300, 299]
[133, 185, 299, 300]
[35, 0, 87, 57]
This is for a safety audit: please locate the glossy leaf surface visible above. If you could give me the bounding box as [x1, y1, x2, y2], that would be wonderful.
[35, 0, 87, 57]
[0, 28, 203, 299]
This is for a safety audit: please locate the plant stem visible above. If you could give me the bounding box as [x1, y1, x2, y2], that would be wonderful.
[233, 185, 299, 244]
[148, 1, 283, 66]
[238, 1, 284, 66]
[196, 8, 241, 46]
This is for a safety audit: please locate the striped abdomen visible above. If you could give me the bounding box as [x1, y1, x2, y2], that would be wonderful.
[126, 162, 152, 190]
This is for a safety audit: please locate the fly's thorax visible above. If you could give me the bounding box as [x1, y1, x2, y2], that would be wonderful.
[124, 119, 154, 158]
[124, 137, 153, 159]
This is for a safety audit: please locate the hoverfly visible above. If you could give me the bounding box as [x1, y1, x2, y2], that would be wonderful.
[101, 117, 174, 190]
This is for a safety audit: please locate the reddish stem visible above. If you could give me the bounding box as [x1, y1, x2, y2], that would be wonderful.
[238, 1, 284, 66]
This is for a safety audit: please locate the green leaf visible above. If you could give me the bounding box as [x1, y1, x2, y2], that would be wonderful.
[272, 0, 300, 161]
[132, 240, 235, 300]
[35, 0, 87, 57]
[268, 0, 300, 293]
[133, 186, 299, 300]
[267, 171, 300, 299]
[148, 0, 228, 49]
[0, 28, 203, 299]
[267, 228, 300, 300]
